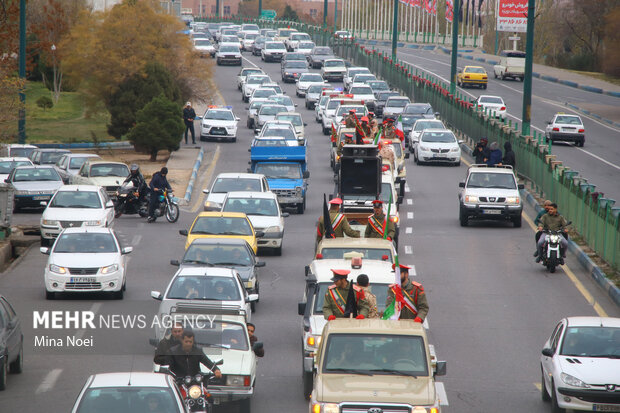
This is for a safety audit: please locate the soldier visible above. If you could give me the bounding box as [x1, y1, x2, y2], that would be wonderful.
[323, 269, 369, 320]
[378, 140, 395, 169]
[345, 109, 357, 128]
[365, 200, 396, 241]
[316, 198, 360, 245]
[360, 116, 372, 139]
[382, 117, 397, 141]
[356, 274, 379, 318]
[368, 112, 379, 136]
[386, 264, 429, 323]
[336, 133, 354, 158]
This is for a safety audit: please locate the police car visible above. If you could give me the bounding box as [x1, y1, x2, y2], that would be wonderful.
[199, 106, 239, 142]
[545, 113, 586, 147]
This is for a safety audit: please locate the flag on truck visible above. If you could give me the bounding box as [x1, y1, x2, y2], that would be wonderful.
[395, 115, 405, 146]
[343, 279, 358, 318]
[322, 194, 336, 239]
[382, 254, 402, 320]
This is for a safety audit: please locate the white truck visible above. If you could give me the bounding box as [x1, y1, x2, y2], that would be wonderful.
[493, 50, 525, 81]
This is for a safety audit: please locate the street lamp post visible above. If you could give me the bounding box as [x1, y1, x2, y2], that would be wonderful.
[521, 0, 535, 136]
[449, 0, 459, 95]
[18, 0, 26, 143]
[391, 0, 399, 60]
[323, 0, 328, 28]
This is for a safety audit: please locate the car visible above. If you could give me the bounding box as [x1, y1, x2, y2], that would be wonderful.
[375, 91, 401, 117]
[458, 164, 524, 227]
[321, 58, 347, 82]
[379, 138, 409, 190]
[246, 98, 276, 129]
[383, 96, 411, 118]
[70, 372, 186, 413]
[315, 237, 396, 261]
[179, 211, 262, 252]
[40, 185, 115, 246]
[203, 172, 270, 211]
[172, 238, 265, 297]
[251, 36, 267, 55]
[545, 113, 585, 147]
[269, 95, 296, 112]
[286, 32, 311, 51]
[540, 316, 620, 412]
[260, 82, 284, 95]
[407, 118, 446, 152]
[281, 60, 309, 82]
[250, 137, 289, 147]
[71, 160, 130, 197]
[237, 67, 264, 90]
[150, 266, 257, 323]
[474, 95, 507, 120]
[343, 67, 371, 90]
[193, 38, 216, 57]
[29, 148, 70, 165]
[493, 49, 525, 81]
[199, 106, 239, 142]
[241, 23, 260, 32]
[412, 128, 461, 166]
[6, 165, 63, 210]
[280, 52, 307, 66]
[368, 80, 390, 97]
[0, 157, 33, 182]
[256, 120, 300, 146]
[0, 294, 23, 391]
[347, 83, 376, 111]
[296, 73, 325, 97]
[305, 84, 333, 110]
[334, 30, 353, 39]
[315, 94, 330, 122]
[249, 87, 278, 102]
[275, 112, 306, 143]
[220, 35, 241, 47]
[320, 97, 359, 134]
[241, 32, 259, 51]
[308, 46, 335, 69]
[349, 73, 377, 87]
[40, 227, 132, 299]
[54, 153, 101, 183]
[222, 191, 288, 255]
[295, 41, 315, 56]
[254, 104, 289, 132]
[401, 103, 438, 135]
[0, 143, 37, 158]
[332, 103, 368, 130]
[330, 125, 356, 170]
[242, 74, 272, 102]
[216, 44, 242, 66]
[457, 65, 488, 88]
[261, 41, 287, 62]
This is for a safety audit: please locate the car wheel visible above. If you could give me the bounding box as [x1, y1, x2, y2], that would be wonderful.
[9, 343, 23, 374]
[494, 72, 498, 79]
[513, 215, 522, 228]
[500, 72, 505, 80]
[323, 127, 330, 135]
[551, 381, 565, 413]
[40, 237, 49, 247]
[216, 59, 221, 66]
[45, 290, 55, 300]
[0, 356, 7, 391]
[114, 288, 124, 300]
[541, 369, 551, 402]
[455, 160, 461, 167]
[483, 84, 487, 89]
[459, 209, 468, 227]
[578, 139, 584, 147]
[231, 137, 237, 143]
[297, 200, 305, 214]
[251, 301, 256, 312]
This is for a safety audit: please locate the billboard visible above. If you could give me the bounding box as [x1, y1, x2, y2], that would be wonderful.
[496, 0, 528, 32]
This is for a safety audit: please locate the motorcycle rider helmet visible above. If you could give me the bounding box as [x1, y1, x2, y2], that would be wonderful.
[130, 163, 140, 174]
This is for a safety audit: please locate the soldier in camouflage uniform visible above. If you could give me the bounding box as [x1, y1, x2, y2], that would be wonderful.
[323, 269, 369, 320]
[356, 274, 378, 318]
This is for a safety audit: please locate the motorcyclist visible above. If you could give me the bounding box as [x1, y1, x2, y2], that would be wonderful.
[165, 331, 222, 379]
[147, 167, 172, 223]
[535, 203, 568, 264]
[123, 163, 147, 200]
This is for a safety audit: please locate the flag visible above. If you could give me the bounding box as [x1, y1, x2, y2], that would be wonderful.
[330, 124, 337, 144]
[373, 126, 383, 145]
[446, 0, 454, 22]
[322, 194, 335, 239]
[383, 192, 393, 240]
[343, 279, 358, 318]
[395, 115, 405, 144]
[382, 254, 402, 320]
[352, 113, 366, 144]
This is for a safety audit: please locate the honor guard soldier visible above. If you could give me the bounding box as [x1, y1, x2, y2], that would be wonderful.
[382, 117, 397, 140]
[345, 109, 357, 128]
[365, 200, 396, 241]
[316, 198, 360, 244]
[323, 269, 369, 320]
[386, 264, 429, 323]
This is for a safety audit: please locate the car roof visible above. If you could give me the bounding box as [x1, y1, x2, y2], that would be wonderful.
[422, 128, 453, 133]
[88, 372, 172, 388]
[5, 144, 37, 148]
[34, 148, 70, 152]
[565, 317, 620, 328]
[55, 185, 103, 192]
[0, 157, 31, 161]
[317, 237, 395, 250]
[468, 165, 515, 174]
[276, 112, 301, 117]
[176, 266, 237, 277]
[13, 165, 56, 170]
[213, 172, 263, 180]
[84, 160, 127, 166]
[310, 259, 395, 282]
[225, 191, 277, 200]
[196, 211, 249, 218]
[66, 153, 100, 158]
[324, 318, 426, 336]
[60, 227, 113, 234]
[187, 238, 250, 247]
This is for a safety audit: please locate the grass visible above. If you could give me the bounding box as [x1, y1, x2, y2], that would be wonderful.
[567, 70, 620, 87]
[20, 81, 115, 143]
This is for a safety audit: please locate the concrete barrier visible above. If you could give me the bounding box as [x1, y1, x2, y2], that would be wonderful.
[578, 85, 604, 94]
[35, 141, 133, 149]
[184, 147, 205, 203]
[541, 75, 558, 82]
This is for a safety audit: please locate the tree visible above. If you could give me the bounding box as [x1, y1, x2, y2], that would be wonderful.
[36, 95, 53, 110]
[0, 66, 25, 142]
[126, 95, 184, 161]
[603, 5, 620, 76]
[107, 62, 182, 139]
[282, 5, 299, 21]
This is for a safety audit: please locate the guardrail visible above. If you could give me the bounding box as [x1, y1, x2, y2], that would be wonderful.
[201, 16, 620, 271]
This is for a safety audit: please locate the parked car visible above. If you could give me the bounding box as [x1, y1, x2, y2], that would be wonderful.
[0, 144, 37, 158]
[71, 160, 129, 198]
[54, 153, 101, 183]
[0, 157, 33, 183]
[0, 294, 23, 390]
[30, 148, 70, 165]
[6, 165, 63, 211]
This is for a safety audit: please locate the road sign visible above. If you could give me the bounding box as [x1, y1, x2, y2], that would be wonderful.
[508, 36, 521, 41]
[260, 9, 276, 20]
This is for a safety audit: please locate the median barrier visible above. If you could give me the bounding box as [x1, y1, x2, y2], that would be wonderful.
[579, 85, 604, 94]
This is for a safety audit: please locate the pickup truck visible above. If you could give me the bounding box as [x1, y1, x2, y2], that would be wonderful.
[249, 146, 309, 214]
[493, 50, 525, 81]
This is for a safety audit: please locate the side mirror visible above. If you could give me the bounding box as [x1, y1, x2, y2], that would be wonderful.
[404, 153, 410, 159]
[458, 140, 465, 145]
[542, 348, 554, 357]
[303, 171, 310, 179]
[518, 184, 525, 189]
[158, 365, 169, 373]
[256, 261, 266, 267]
[235, 117, 240, 121]
[179, 229, 188, 236]
[255, 231, 265, 237]
[151, 291, 163, 301]
[106, 200, 114, 208]
[246, 294, 259, 302]
[252, 341, 264, 352]
[459, 182, 465, 188]
[4, 178, 8, 183]
[40, 201, 48, 206]
[298, 302, 306, 315]
[122, 246, 133, 255]
[202, 189, 210, 194]
[170, 259, 180, 266]
[40, 247, 50, 255]
[435, 361, 447, 376]
[282, 212, 290, 217]
[294, 103, 298, 107]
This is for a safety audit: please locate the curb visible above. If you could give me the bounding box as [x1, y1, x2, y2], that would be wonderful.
[34, 141, 134, 149]
[522, 191, 620, 308]
[183, 147, 205, 204]
[564, 103, 620, 128]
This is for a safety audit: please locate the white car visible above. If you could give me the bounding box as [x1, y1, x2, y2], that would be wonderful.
[334, 30, 353, 39]
[315, 95, 330, 122]
[286, 32, 312, 51]
[220, 35, 241, 47]
[269, 95, 296, 112]
[54, 153, 101, 183]
[261, 41, 287, 62]
[242, 74, 271, 102]
[71, 160, 129, 197]
[332, 104, 368, 130]
[296, 41, 315, 56]
[321, 59, 347, 82]
[383, 96, 411, 118]
[347, 83, 376, 110]
[249, 87, 278, 102]
[241, 32, 259, 51]
[407, 119, 446, 152]
[221, 191, 288, 254]
[193, 38, 216, 57]
[0, 157, 32, 182]
[254, 104, 289, 132]
[256, 121, 300, 146]
[199, 106, 239, 142]
[296, 73, 325, 97]
[474, 95, 507, 120]
[540, 316, 620, 412]
[545, 113, 586, 147]
[246, 98, 276, 129]
[349, 73, 377, 87]
[203, 172, 270, 211]
[275, 112, 306, 143]
[215, 44, 242, 66]
[41, 227, 132, 299]
[260, 82, 284, 95]
[320, 98, 349, 134]
[343, 67, 371, 90]
[40, 185, 115, 245]
[237, 67, 264, 90]
[413, 128, 462, 166]
[305, 83, 331, 110]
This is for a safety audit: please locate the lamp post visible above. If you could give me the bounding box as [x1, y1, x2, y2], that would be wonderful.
[323, 0, 328, 28]
[391, 0, 398, 60]
[449, 0, 459, 95]
[51, 44, 58, 103]
[18, 0, 26, 143]
[521, 0, 535, 136]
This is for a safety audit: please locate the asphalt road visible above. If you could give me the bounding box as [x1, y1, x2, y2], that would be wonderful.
[0, 50, 618, 413]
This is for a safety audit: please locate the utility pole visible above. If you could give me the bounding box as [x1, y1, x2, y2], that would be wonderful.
[323, 0, 328, 28]
[215, 0, 219, 17]
[521, 0, 535, 136]
[18, 0, 26, 143]
[258, 0, 262, 17]
[449, 0, 459, 95]
[334, 0, 338, 32]
[391, 0, 398, 59]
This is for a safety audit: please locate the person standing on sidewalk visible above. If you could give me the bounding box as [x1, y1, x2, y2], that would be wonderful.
[183, 102, 196, 144]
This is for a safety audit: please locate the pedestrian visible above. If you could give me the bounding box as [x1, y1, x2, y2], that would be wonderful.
[486, 141, 503, 166]
[316, 197, 360, 245]
[183, 101, 196, 144]
[503, 141, 516, 168]
[153, 322, 183, 365]
[474, 137, 490, 164]
[323, 269, 369, 320]
[356, 274, 379, 318]
[247, 322, 264, 357]
[364, 200, 396, 241]
[386, 264, 429, 322]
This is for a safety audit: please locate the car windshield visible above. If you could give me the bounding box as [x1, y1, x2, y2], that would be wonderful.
[318, 96, 329, 106]
[421, 131, 456, 143]
[314, 47, 331, 55]
[560, 326, 620, 357]
[378, 92, 399, 101]
[40, 152, 67, 164]
[300, 74, 323, 82]
[286, 61, 307, 69]
[555, 115, 582, 125]
[211, 178, 261, 193]
[253, 139, 287, 147]
[266, 43, 285, 50]
[8, 148, 34, 157]
[221, 36, 238, 43]
[12, 168, 61, 182]
[50, 191, 102, 209]
[250, 100, 273, 111]
[390, 143, 403, 158]
[467, 172, 517, 189]
[319, 247, 393, 261]
[191, 216, 253, 236]
[292, 34, 311, 40]
[241, 69, 262, 77]
[260, 106, 287, 116]
[388, 99, 409, 107]
[76, 388, 177, 413]
[244, 33, 258, 40]
[405, 104, 432, 114]
[262, 127, 296, 140]
[243, 24, 259, 31]
[183, 244, 253, 266]
[253, 89, 276, 98]
[350, 86, 373, 94]
[276, 115, 302, 126]
[325, 60, 344, 67]
[322, 333, 429, 376]
[285, 53, 306, 61]
[69, 157, 95, 169]
[192, 320, 249, 351]
[219, 46, 239, 53]
[327, 100, 341, 109]
[54, 233, 118, 253]
[414, 120, 444, 131]
[354, 75, 375, 82]
[89, 164, 129, 177]
[479, 96, 503, 104]
[279, 30, 294, 37]
[166, 275, 240, 301]
[370, 82, 389, 91]
[271, 96, 293, 107]
[255, 163, 301, 179]
[313, 283, 390, 314]
[195, 39, 212, 46]
[0, 161, 30, 174]
[224, 197, 279, 216]
[205, 110, 234, 120]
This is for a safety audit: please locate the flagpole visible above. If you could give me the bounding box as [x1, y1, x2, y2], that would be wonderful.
[383, 191, 393, 239]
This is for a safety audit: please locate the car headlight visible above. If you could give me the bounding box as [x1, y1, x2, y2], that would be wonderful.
[264, 225, 281, 233]
[450, 147, 460, 152]
[390, 215, 399, 223]
[295, 186, 302, 195]
[85, 220, 101, 226]
[311, 403, 339, 413]
[245, 279, 255, 289]
[561, 372, 589, 388]
[419, 146, 430, 151]
[465, 195, 478, 203]
[202, 123, 211, 129]
[226, 375, 249, 386]
[101, 264, 118, 274]
[505, 197, 520, 205]
[42, 219, 59, 226]
[50, 264, 67, 274]
[188, 385, 202, 399]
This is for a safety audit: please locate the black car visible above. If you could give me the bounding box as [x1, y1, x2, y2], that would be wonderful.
[252, 36, 267, 56]
[281, 52, 308, 67]
[374, 91, 400, 117]
[281, 60, 309, 83]
[308, 47, 335, 69]
[0, 294, 23, 390]
[401, 103, 438, 135]
[29, 148, 70, 165]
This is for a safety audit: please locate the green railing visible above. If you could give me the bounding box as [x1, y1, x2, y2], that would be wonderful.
[202, 16, 620, 270]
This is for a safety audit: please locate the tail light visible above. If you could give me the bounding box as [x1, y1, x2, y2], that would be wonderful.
[578, 128, 585, 133]
[482, 76, 488, 79]
[390, 215, 399, 223]
[244, 376, 251, 387]
[500, 106, 506, 111]
[382, 165, 390, 172]
[478, 104, 483, 108]
[552, 127, 559, 131]
[464, 75, 470, 79]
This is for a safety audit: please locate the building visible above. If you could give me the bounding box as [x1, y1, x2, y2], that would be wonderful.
[182, 0, 243, 17]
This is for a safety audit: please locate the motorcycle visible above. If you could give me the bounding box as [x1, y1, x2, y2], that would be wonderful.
[164, 361, 223, 413]
[114, 182, 149, 218]
[539, 222, 570, 273]
[146, 188, 180, 223]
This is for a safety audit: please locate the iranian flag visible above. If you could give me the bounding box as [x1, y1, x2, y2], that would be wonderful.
[395, 115, 405, 146]
[382, 256, 402, 320]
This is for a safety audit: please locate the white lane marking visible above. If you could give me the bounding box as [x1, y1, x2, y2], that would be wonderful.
[406, 198, 413, 205]
[541, 98, 620, 133]
[36, 369, 63, 394]
[436, 382, 449, 406]
[405, 184, 411, 193]
[242, 55, 259, 68]
[406, 226, 412, 234]
[75, 303, 102, 340]
[407, 212, 414, 220]
[405, 245, 413, 255]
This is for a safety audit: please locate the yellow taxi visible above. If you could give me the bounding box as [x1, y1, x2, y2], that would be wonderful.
[179, 212, 260, 252]
[457, 65, 488, 89]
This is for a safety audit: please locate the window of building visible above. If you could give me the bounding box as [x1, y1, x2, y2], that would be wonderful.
[309, 8, 317, 17]
[211, 5, 216, 13]
[224, 5, 230, 15]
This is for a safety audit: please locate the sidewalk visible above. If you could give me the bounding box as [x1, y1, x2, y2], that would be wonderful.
[165, 147, 203, 205]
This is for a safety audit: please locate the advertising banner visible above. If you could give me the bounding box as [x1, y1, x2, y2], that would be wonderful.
[497, 0, 528, 32]
[446, 0, 454, 22]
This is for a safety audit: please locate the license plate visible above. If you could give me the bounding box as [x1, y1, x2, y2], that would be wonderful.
[34, 196, 50, 200]
[435, 153, 447, 157]
[483, 209, 502, 215]
[593, 405, 620, 412]
[70, 277, 96, 283]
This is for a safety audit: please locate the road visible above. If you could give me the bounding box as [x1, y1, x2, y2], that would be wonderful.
[0, 49, 618, 413]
